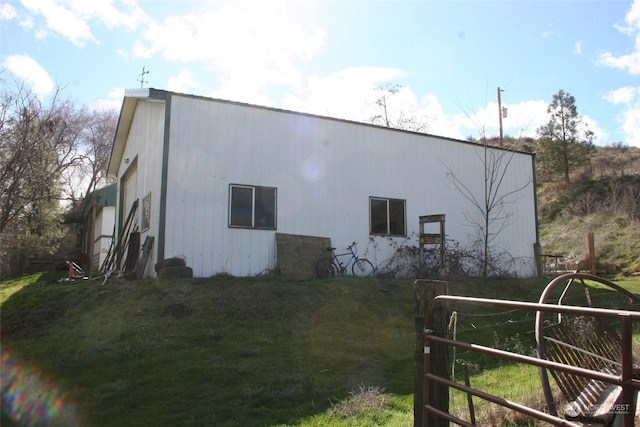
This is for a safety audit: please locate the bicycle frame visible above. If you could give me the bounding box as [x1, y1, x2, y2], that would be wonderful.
[330, 246, 359, 274]
[316, 241, 375, 278]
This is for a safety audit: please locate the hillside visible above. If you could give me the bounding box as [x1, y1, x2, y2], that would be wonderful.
[4, 271, 640, 426]
[1, 274, 417, 427]
[537, 146, 640, 275]
[1, 273, 568, 427]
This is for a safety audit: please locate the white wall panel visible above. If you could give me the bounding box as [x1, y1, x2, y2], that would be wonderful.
[116, 100, 165, 270]
[158, 94, 537, 278]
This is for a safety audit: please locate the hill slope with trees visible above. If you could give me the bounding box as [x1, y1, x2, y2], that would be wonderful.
[537, 144, 640, 274]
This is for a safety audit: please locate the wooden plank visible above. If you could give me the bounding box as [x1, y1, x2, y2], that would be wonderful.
[419, 214, 445, 223]
[136, 236, 154, 279]
[124, 232, 141, 274]
[420, 234, 442, 245]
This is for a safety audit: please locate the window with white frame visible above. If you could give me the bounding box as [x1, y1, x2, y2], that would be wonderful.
[370, 197, 406, 236]
[229, 184, 277, 229]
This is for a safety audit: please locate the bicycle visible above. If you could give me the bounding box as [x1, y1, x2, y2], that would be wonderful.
[315, 241, 376, 278]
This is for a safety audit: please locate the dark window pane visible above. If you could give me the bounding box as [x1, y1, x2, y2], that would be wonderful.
[388, 199, 406, 236]
[230, 186, 253, 227]
[254, 187, 276, 229]
[370, 198, 388, 234]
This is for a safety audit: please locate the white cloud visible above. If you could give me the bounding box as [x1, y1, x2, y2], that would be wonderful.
[605, 86, 639, 104]
[580, 115, 610, 145]
[614, 0, 640, 36]
[574, 41, 582, 55]
[107, 87, 124, 99]
[167, 69, 201, 94]
[454, 99, 610, 144]
[453, 99, 550, 141]
[92, 87, 125, 111]
[19, 14, 33, 30]
[20, 0, 96, 45]
[283, 66, 405, 121]
[597, 0, 640, 74]
[283, 73, 556, 143]
[0, 3, 16, 19]
[69, 0, 146, 31]
[280, 69, 517, 141]
[131, 5, 325, 98]
[416, 94, 467, 140]
[605, 86, 640, 147]
[3, 54, 54, 98]
[598, 51, 640, 74]
[620, 107, 640, 147]
[504, 100, 550, 139]
[15, 0, 148, 46]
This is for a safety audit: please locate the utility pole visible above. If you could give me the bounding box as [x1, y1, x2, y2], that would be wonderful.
[497, 87, 504, 146]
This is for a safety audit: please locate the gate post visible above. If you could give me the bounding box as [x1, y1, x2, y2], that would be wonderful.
[414, 279, 448, 427]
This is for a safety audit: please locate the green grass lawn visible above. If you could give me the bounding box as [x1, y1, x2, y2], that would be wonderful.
[2, 273, 639, 426]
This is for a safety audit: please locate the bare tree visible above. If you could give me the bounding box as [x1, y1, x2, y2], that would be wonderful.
[623, 184, 640, 222]
[445, 143, 531, 277]
[446, 91, 534, 277]
[369, 83, 429, 132]
[0, 80, 66, 234]
[0, 79, 70, 274]
[61, 108, 118, 200]
[608, 177, 624, 215]
[0, 77, 118, 276]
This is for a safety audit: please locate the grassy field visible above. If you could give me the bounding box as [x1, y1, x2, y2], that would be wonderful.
[2, 273, 640, 426]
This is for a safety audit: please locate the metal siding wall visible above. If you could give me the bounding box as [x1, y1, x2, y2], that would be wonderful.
[164, 95, 537, 277]
[117, 101, 165, 273]
[94, 206, 115, 272]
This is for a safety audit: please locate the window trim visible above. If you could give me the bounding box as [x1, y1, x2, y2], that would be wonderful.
[228, 184, 277, 230]
[369, 196, 407, 236]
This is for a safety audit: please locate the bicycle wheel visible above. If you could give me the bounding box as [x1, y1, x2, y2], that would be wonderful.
[352, 258, 375, 277]
[316, 258, 337, 279]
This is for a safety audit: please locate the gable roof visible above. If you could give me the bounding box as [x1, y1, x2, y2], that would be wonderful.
[81, 183, 116, 218]
[63, 183, 116, 224]
[107, 88, 167, 177]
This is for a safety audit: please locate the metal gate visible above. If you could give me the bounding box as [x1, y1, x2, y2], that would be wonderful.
[415, 274, 640, 427]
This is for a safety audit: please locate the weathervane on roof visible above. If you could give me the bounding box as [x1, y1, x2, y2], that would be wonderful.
[138, 66, 150, 88]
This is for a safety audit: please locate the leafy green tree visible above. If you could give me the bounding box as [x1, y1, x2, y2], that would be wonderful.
[536, 90, 595, 184]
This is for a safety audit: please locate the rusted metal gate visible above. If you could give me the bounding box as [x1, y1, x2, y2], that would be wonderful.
[415, 274, 640, 427]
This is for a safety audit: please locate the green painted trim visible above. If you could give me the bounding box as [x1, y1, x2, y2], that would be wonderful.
[157, 92, 172, 262]
[532, 153, 540, 245]
[531, 153, 543, 276]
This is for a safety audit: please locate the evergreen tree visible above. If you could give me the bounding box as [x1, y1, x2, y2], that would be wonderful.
[536, 90, 595, 184]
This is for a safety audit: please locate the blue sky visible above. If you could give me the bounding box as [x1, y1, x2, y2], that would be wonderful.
[2, 0, 639, 146]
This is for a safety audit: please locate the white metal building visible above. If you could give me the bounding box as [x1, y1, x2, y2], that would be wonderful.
[73, 183, 116, 275]
[89, 205, 115, 273]
[107, 88, 539, 278]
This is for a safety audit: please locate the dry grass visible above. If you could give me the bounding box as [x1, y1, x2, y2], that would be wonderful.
[330, 386, 389, 419]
